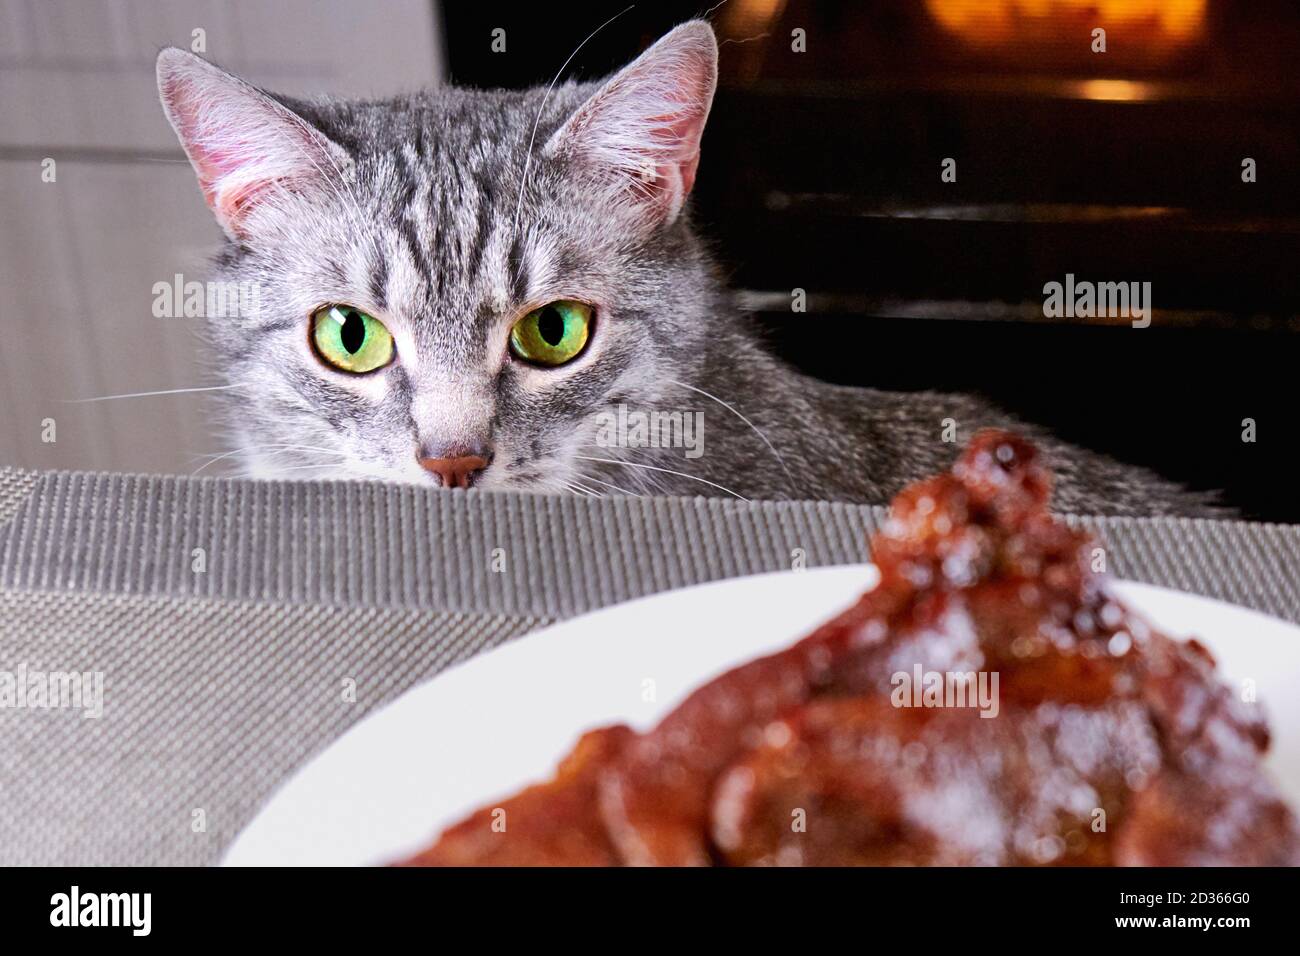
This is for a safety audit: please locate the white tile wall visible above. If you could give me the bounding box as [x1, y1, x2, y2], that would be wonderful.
[0, 0, 443, 474]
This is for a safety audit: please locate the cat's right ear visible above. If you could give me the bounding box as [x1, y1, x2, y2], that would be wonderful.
[543, 20, 718, 231]
[156, 48, 350, 240]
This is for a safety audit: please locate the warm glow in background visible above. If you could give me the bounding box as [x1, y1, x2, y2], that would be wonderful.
[925, 0, 1207, 48]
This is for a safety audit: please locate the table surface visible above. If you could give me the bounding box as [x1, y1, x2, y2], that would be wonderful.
[2, 465, 1298, 865]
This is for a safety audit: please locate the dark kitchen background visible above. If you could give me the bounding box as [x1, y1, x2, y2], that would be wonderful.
[446, 0, 1300, 521]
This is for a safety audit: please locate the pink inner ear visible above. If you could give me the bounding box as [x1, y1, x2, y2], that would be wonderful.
[678, 152, 702, 198]
[183, 125, 296, 224]
[161, 65, 333, 236]
[162, 75, 233, 210]
[642, 101, 709, 199]
[549, 25, 717, 226]
[211, 176, 288, 227]
[629, 56, 715, 214]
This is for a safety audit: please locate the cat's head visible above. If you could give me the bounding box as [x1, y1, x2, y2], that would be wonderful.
[157, 21, 720, 491]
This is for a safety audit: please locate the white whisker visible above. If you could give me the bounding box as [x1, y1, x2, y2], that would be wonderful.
[190, 448, 245, 476]
[189, 442, 350, 476]
[253, 461, 342, 476]
[668, 378, 799, 496]
[575, 444, 668, 496]
[511, 4, 636, 235]
[575, 455, 749, 500]
[570, 476, 613, 499]
[574, 472, 642, 498]
[64, 383, 251, 403]
[260, 443, 350, 457]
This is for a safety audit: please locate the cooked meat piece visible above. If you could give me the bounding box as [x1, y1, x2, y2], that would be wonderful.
[399, 725, 632, 866]
[405, 430, 1299, 867]
[709, 695, 1157, 866]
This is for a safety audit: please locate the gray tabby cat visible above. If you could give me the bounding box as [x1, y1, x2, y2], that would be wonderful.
[156, 20, 1219, 516]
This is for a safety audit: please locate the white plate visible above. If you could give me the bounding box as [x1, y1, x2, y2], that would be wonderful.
[223, 566, 1300, 866]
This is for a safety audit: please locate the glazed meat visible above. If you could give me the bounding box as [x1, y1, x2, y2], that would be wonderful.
[403, 430, 1300, 866]
[402, 725, 633, 866]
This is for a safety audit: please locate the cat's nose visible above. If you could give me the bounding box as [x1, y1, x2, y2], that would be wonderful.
[417, 450, 491, 489]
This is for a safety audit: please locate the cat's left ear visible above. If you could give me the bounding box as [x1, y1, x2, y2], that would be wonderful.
[156, 47, 351, 240]
[544, 20, 718, 229]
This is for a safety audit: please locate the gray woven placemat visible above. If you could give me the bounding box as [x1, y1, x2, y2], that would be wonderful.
[1, 465, 1297, 865]
[0, 588, 545, 866]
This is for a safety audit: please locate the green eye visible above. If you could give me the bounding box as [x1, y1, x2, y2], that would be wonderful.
[509, 301, 592, 367]
[310, 305, 394, 373]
